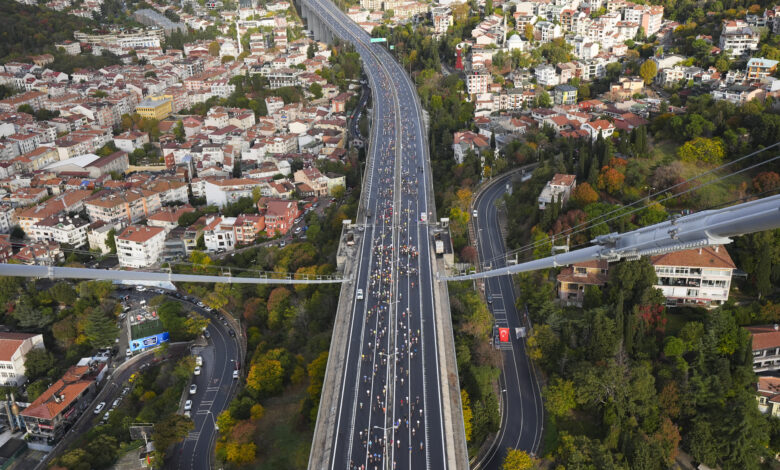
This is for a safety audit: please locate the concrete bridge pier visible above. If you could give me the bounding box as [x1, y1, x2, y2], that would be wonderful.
[299, 1, 335, 44]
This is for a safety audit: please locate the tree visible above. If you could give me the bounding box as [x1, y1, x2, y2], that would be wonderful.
[571, 182, 599, 207]
[152, 414, 194, 455]
[106, 228, 117, 254]
[462, 389, 473, 441]
[310, 82, 323, 99]
[752, 171, 780, 194]
[225, 442, 256, 464]
[85, 307, 116, 348]
[535, 90, 552, 108]
[639, 59, 658, 85]
[502, 449, 534, 470]
[10, 225, 24, 240]
[208, 41, 220, 56]
[677, 137, 725, 165]
[597, 166, 625, 195]
[544, 378, 577, 418]
[173, 120, 185, 143]
[24, 349, 55, 381]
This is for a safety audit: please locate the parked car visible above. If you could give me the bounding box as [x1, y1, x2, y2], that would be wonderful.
[121, 386, 130, 396]
[195, 355, 203, 366]
[111, 398, 121, 409]
[233, 370, 239, 379]
[194, 366, 201, 376]
[184, 400, 192, 411]
[94, 402, 106, 414]
[189, 384, 197, 395]
[101, 411, 111, 423]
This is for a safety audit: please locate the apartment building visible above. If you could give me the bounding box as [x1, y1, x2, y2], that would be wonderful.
[538, 173, 576, 209]
[29, 214, 90, 247]
[203, 216, 236, 252]
[746, 57, 779, 81]
[0, 204, 16, 234]
[147, 205, 196, 233]
[204, 178, 261, 208]
[264, 200, 299, 236]
[135, 97, 173, 120]
[294, 167, 329, 197]
[719, 20, 760, 57]
[0, 332, 45, 386]
[16, 190, 92, 233]
[466, 69, 491, 95]
[622, 4, 663, 35]
[233, 214, 265, 245]
[553, 84, 578, 105]
[85, 190, 161, 227]
[651, 245, 736, 308]
[116, 225, 166, 268]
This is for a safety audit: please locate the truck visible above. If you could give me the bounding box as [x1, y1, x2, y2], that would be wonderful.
[346, 232, 355, 246]
[434, 233, 444, 255]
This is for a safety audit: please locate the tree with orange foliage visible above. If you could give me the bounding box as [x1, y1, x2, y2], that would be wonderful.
[571, 182, 599, 207]
[597, 166, 625, 195]
[752, 171, 780, 194]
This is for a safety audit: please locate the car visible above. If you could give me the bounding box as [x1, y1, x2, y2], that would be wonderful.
[111, 398, 121, 409]
[121, 386, 130, 396]
[102, 411, 111, 423]
[126, 349, 133, 359]
[356, 289, 364, 300]
[184, 410, 191, 418]
[233, 370, 239, 379]
[294, 227, 302, 234]
[472, 209, 478, 217]
[203, 330, 210, 339]
[94, 402, 106, 414]
[184, 400, 192, 411]
[194, 366, 201, 376]
[189, 384, 197, 395]
[136, 286, 146, 292]
[195, 355, 203, 366]
[119, 312, 127, 320]
[196, 301, 205, 308]
[279, 240, 286, 248]
[229, 329, 236, 338]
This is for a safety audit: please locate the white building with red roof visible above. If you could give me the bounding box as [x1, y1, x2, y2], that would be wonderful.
[116, 225, 166, 268]
[651, 245, 736, 308]
[756, 376, 780, 417]
[0, 332, 44, 386]
[747, 325, 780, 373]
[538, 173, 576, 210]
[580, 119, 615, 141]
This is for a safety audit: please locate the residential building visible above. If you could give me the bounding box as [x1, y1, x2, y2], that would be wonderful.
[452, 131, 490, 164]
[16, 190, 92, 234]
[535, 65, 559, 87]
[651, 245, 736, 308]
[432, 7, 453, 36]
[87, 221, 116, 254]
[581, 119, 615, 140]
[746, 57, 779, 81]
[263, 200, 298, 236]
[147, 205, 196, 233]
[294, 167, 329, 197]
[0, 204, 17, 234]
[622, 4, 663, 35]
[113, 131, 150, 153]
[29, 214, 90, 247]
[135, 97, 173, 120]
[756, 376, 780, 417]
[556, 260, 609, 306]
[538, 173, 576, 210]
[466, 69, 491, 95]
[203, 216, 236, 252]
[0, 332, 45, 386]
[233, 214, 265, 245]
[204, 178, 261, 208]
[21, 363, 103, 443]
[553, 84, 578, 105]
[747, 324, 780, 373]
[719, 20, 760, 57]
[85, 190, 161, 227]
[116, 225, 166, 268]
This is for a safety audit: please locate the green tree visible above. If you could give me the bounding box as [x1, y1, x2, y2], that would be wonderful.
[85, 307, 116, 348]
[208, 41, 220, 56]
[106, 228, 117, 254]
[24, 349, 55, 381]
[152, 414, 194, 456]
[677, 137, 725, 165]
[462, 389, 473, 441]
[544, 378, 577, 418]
[310, 82, 323, 99]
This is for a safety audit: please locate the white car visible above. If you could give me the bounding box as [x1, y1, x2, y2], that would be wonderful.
[356, 289, 364, 300]
[472, 210, 478, 217]
[184, 400, 192, 411]
[111, 398, 121, 409]
[136, 286, 146, 292]
[194, 366, 201, 376]
[94, 402, 106, 414]
[189, 384, 197, 395]
[195, 355, 203, 366]
[102, 411, 111, 423]
[233, 370, 239, 379]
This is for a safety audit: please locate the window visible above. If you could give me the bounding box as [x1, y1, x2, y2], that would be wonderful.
[686, 289, 699, 297]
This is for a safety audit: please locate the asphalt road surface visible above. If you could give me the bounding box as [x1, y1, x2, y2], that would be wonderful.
[472, 173, 544, 469]
[300, 1, 448, 468]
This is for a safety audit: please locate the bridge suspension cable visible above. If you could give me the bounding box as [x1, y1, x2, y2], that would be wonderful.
[443, 192, 780, 281]
[0, 263, 349, 285]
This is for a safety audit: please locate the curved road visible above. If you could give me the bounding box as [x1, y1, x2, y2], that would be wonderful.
[472, 172, 544, 469]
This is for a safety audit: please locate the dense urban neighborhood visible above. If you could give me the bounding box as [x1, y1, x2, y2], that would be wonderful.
[0, 0, 775, 466]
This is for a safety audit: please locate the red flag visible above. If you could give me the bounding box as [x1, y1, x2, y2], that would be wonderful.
[499, 328, 510, 342]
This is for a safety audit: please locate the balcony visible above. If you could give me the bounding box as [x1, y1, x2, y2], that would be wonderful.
[657, 277, 701, 287]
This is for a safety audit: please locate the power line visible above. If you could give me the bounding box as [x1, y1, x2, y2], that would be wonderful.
[478, 142, 780, 268]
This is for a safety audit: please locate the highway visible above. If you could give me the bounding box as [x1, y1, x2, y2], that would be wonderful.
[472, 173, 543, 469]
[299, 0, 449, 468]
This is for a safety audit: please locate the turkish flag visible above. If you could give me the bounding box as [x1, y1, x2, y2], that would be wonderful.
[499, 328, 510, 342]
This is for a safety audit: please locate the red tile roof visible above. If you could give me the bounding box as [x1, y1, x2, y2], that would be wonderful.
[746, 325, 780, 351]
[0, 333, 37, 361]
[650, 245, 736, 269]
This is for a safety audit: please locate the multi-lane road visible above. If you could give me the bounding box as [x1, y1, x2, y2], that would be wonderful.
[299, 0, 450, 468]
[472, 173, 544, 469]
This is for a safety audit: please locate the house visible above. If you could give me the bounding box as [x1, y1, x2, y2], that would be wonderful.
[0, 332, 45, 386]
[452, 131, 490, 164]
[147, 205, 196, 233]
[538, 173, 576, 210]
[116, 225, 166, 268]
[747, 325, 780, 373]
[263, 199, 298, 236]
[16, 190, 92, 233]
[651, 245, 736, 308]
[20, 363, 103, 443]
[204, 178, 261, 208]
[719, 20, 760, 57]
[756, 376, 780, 417]
[557, 260, 609, 306]
[12, 241, 63, 265]
[294, 167, 329, 197]
[87, 220, 116, 254]
[113, 131, 150, 153]
[581, 120, 615, 141]
[535, 65, 559, 87]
